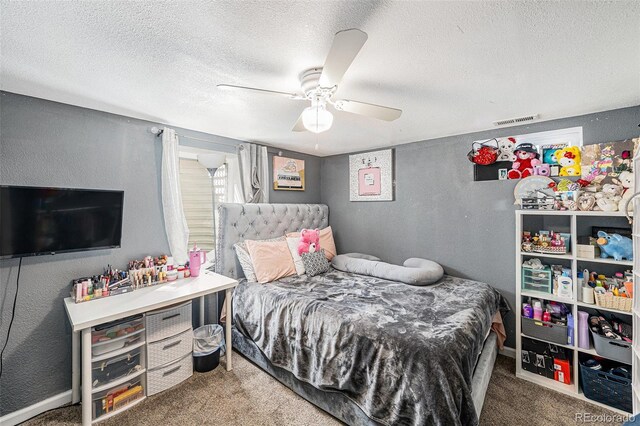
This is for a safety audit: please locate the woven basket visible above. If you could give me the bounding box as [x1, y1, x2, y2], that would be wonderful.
[532, 246, 569, 255]
[594, 292, 632, 312]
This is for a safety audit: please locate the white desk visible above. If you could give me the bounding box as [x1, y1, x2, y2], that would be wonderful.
[64, 271, 238, 425]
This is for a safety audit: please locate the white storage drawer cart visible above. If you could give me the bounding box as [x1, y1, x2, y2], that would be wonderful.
[145, 302, 194, 396]
[64, 272, 238, 425]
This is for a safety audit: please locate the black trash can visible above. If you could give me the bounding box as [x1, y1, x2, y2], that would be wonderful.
[194, 348, 221, 372]
[193, 324, 225, 373]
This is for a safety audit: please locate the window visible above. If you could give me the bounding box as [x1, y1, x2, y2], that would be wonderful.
[179, 158, 226, 251]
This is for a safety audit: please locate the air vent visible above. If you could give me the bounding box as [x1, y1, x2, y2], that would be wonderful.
[492, 114, 539, 126]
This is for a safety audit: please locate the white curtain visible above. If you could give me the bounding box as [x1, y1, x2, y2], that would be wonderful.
[224, 154, 245, 203]
[237, 143, 269, 203]
[161, 128, 190, 264]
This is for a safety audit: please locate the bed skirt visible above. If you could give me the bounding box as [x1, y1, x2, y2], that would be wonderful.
[231, 327, 498, 425]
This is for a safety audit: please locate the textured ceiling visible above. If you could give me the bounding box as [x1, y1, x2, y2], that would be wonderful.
[1, 1, 639, 156]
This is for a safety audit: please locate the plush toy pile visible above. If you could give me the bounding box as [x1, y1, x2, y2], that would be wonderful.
[575, 170, 635, 212]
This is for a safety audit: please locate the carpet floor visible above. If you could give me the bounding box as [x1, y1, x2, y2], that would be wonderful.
[25, 353, 621, 425]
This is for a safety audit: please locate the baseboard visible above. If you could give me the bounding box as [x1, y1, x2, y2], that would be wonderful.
[499, 346, 516, 359]
[0, 390, 72, 426]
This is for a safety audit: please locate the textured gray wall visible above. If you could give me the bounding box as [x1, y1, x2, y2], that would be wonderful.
[321, 105, 640, 349]
[0, 92, 321, 415]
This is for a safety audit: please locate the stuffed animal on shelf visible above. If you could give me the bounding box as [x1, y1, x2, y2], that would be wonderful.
[532, 163, 551, 176]
[298, 228, 320, 256]
[594, 182, 623, 211]
[554, 146, 581, 176]
[613, 170, 634, 212]
[508, 143, 541, 179]
[497, 137, 517, 162]
[596, 231, 633, 261]
[595, 197, 619, 212]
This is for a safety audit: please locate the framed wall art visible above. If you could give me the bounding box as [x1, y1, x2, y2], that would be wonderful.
[273, 156, 305, 191]
[349, 149, 394, 201]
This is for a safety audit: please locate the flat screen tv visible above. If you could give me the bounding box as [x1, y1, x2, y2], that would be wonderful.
[0, 186, 124, 258]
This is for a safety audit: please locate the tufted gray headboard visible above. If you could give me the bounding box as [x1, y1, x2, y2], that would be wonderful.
[215, 203, 329, 279]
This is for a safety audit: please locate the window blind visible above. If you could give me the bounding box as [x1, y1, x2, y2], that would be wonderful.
[179, 158, 216, 251]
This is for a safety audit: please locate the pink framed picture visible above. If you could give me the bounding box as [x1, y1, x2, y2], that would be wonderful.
[349, 149, 394, 201]
[273, 156, 305, 191]
[358, 167, 381, 196]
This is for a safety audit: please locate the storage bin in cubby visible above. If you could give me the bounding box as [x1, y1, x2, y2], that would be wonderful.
[590, 329, 632, 364]
[521, 266, 552, 293]
[522, 316, 569, 345]
[580, 361, 632, 413]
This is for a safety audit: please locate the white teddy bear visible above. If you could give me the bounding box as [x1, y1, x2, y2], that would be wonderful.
[613, 171, 634, 212]
[497, 137, 517, 162]
[594, 183, 623, 211]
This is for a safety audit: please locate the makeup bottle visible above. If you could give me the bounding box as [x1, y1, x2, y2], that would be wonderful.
[533, 301, 543, 321]
[567, 313, 574, 345]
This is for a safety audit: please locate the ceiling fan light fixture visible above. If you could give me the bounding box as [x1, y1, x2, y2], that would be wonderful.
[302, 104, 333, 133]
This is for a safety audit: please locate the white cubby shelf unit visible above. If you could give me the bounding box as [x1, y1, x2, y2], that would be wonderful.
[515, 209, 639, 415]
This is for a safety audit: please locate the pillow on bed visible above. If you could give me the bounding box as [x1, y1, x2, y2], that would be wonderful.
[301, 249, 331, 277]
[245, 239, 296, 283]
[286, 237, 306, 275]
[287, 226, 337, 260]
[234, 236, 285, 282]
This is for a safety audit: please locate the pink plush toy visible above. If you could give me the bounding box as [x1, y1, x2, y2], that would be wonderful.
[298, 228, 320, 256]
[508, 143, 541, 179]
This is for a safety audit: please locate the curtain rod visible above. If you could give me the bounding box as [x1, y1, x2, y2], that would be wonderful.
[152, 128, 239, 148]
[151, 127, 283, 155]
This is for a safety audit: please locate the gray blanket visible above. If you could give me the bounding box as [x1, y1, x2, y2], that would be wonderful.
[233, 269, 507, 426]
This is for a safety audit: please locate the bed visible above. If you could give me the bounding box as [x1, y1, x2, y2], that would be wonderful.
[215, 203, 506, 426]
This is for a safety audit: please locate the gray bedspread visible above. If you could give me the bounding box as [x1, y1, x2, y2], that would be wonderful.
[233, 269, 507, 426]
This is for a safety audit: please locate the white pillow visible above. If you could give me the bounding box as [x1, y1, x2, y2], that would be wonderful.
[286, 236, 305, 275]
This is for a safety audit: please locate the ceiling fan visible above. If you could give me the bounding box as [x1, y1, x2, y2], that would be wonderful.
[217, 28, 402, 134]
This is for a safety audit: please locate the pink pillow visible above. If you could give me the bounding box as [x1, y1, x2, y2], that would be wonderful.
[245, 239, 296, 283]
[287, 226, 337, 261]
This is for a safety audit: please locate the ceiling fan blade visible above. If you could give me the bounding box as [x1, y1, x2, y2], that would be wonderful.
[319, 29, 368, 88]
[292, 113, 307, 132]
[333, 99, 402, 121]
[217, 84, 305, 100]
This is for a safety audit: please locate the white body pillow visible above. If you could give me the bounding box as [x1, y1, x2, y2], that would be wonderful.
[331, 253, 444, 286]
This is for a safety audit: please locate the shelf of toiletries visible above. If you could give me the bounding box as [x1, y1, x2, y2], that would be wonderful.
[521, 298, 574, 347]
[519, 258, 634, 313]
[578, 269, 633, 313]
